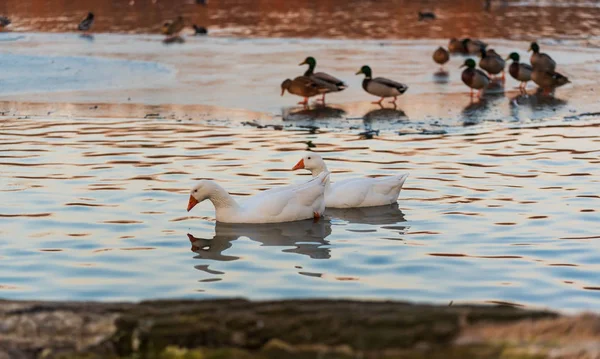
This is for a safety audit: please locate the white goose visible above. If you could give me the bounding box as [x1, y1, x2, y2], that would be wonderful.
[187, 171, 329, 223]
[292, 154, 409, 208]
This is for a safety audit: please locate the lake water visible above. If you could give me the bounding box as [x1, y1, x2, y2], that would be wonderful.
[0, 116, 599, 311]
[0, 0, 599, 312]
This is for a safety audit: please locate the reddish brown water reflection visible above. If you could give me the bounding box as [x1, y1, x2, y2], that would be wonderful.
[2, 0, 600, 40]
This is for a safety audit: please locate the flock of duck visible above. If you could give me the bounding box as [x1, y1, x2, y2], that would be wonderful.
[282, 38, 570, 108]
[187, 154, 409, 224]
[0, 11, 208, 38]
[438, 38, 569, 98]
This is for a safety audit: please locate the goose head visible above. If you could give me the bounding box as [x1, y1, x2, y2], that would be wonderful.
[187, 180, 217, 212]
[292, 153, 327, 175]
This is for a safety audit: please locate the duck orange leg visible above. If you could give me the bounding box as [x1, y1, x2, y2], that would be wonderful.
[371, 97, 384, 105]
[388, 96, 397, 105]
[318, 94, 326, 104]
[313, 211, 321, 219]
[297, 97, 309, 106]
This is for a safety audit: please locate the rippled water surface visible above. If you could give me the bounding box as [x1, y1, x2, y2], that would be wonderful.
[3, 0, 600, 42]
[1, 116, 598, 311]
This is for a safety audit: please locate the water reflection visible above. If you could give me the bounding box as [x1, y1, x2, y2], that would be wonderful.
[188, 219, 332, 261]
[79, 34, 94, 41]
[282, 106, 346, 121]
[363, 108, 408, 122]
[509, 92, 568, 120]
[327, 203, 407, 226]
[433, 70, 450, 84]
[3, 0, 600, 41]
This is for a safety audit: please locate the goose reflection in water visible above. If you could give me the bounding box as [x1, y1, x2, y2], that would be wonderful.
[328, 203, 407, 226]
[188, 204, 407, 266]
[282, 106, 346, 121]
[188, 218, 333, 261]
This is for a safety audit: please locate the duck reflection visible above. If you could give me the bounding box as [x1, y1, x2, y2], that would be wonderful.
[282, 106, 346, 121]
[509, 91, 568, 121]
[433, 70, 450, 83]
[79, 34, 94, 41]
[363, 108, 407, 122]
[461, 90, 505, 125]
[188, 219, 332, 261]
[327, 203, 407, 226]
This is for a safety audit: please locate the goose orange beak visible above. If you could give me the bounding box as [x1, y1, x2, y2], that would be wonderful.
[292, 158, 305, 170]
[187, 195, 199, 212]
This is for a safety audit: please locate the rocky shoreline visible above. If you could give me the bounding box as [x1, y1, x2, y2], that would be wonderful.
[1, 299, 599, 359]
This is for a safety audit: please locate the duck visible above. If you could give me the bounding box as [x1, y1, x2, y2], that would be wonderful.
[479, 48, 505, 81]
[529, 42, 556, 72]
[463, 38, 487, 55]
[281, 76, 325, 106]
[531, 69, 570, 95]
[506, 52, 532, 91]
[418, 11, 436, 21]
[78, 12, 94, 33]
[461, 58, 490, 98]
[299, 56, 347, 104]
[292, 153, 409, 208]
[448, 38, 467, 54]
[432, 47, 450, 70]
[187, 171, 329, 223]
[0, 16, 11, 29]
[356, 65, 408, 106]
[162, 16, 185, 36]
[193, 24, 208, 35]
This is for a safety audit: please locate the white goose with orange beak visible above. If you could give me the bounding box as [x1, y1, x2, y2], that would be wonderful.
[292, 153, 409, 208]
[187, 171, 329, 223]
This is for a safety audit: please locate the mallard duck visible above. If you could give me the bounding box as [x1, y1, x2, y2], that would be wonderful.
[432, 47, 450, 70]
[529, 42, 556, 72]
[418, 11, 436, 21]
[0, 16, 11, 29]
[461, 58, 490, 98]
[479, 48, 505, 81]
[193, 24, 208, 35]
[448, 38, 467, 54]
[281, 76, 324, 106]
[506, 52, 532, 90]
[356, 65, 408, 106]
[78, 12, 94, 33]
[299, 56, 347, 104]
[162, 16, 184, 36]
[531, 69, 570, 95]
[463, 38, 487, 54]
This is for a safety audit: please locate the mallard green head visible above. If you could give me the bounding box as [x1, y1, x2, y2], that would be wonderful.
[460, 59, 476, 69]
[529, 42, 539, 53]
[356, 65, 372, 78]
[479, 47, 487, 58]
[462, 38, 471, 46]
[299, 56, 316, 67]
[281, 79, 292, 96]
[507, 52, 520, 62]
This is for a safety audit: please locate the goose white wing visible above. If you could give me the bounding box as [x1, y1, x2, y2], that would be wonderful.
[239, 172, 329, 222]
[326, 173, 409, 208]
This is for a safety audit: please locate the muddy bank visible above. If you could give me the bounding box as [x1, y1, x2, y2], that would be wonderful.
[1, 299, 599, 359]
